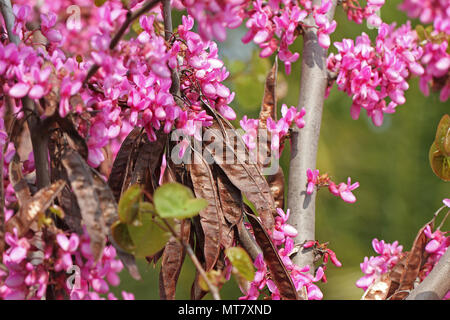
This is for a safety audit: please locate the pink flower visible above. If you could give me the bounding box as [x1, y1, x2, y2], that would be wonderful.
[443, 199, 450, 208]
[59, 77, 82, 117]
[306, 168, 320, 194]
[328, 177, 360, 203]
[356, 239, 403, 291]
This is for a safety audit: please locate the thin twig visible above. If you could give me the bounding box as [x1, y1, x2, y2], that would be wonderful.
[84, 0, 162, 84]
[161, 218, 221, 300]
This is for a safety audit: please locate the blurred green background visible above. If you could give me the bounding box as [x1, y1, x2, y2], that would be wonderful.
[112, 0, 449, 300]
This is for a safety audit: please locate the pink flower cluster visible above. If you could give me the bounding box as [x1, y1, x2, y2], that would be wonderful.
[54, 232, 134, 300]
[399, 0, 449, 101]
[418, 34, 450, 102]
[327, 22, 424, 126]
[2, 1, 238, 167]
[240, 104, 306, 158]
[356, 238, 404, 291]
[242, 0, 336, 74]
[172, 0, 247, 42]
[420, 225, 449, 282]
[0, 229, 49, 300]
[306, 168, 360, 203]
[343, 0, 385, 27]
[173, 0, 337, 74]
[176, 15, 236, 122]
[239, 208, 341, 300]
[399, 0, 450, 33]
[0, 229, 133, 300]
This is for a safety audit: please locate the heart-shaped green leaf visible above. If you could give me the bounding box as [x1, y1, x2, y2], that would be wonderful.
[118, 185, 143, 224]
[154, 182, 208, 219]
[128, 213, 171, 258]
[111, 221, 135, 253]
[435, 114, 450, 157]
[225, 247, 255, 281]
[429, 141, 450, 181]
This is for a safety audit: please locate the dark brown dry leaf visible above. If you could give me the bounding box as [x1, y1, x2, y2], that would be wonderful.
[246, 213, 299, 300]
[91, 169, 141, 280]
[6, 180, 65, 237]
[130, 131, 167, 186]
[159, 220, 190, 299]
[257, 58, 277, 170]
[59, 187, 83, 233]
[219, 211, 234, 249]
[108, 128, 142, 201]
[116, 249, 142, 281]
[266, 168, 285, 210]
[146, 247, 165, 267]
[56, 116, 89, 161]
[189, 150, 222, 271]
[215, 167, 243, 226]
[91, 169, 118, 229]
[204, 120, 275, 231]
[259, 58, 278, 125]
[191, 270, 208, 300]
[8, 154, 31, 206]
[386, 254, 407, 299]
[390, 217, 436, 300]
[61, 149, 106, 262]
[361, 273, 391, 300]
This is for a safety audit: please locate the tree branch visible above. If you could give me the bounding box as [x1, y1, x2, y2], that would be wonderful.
[0, 0, 50, 189]
[0, 0, 19, 45]
[286, 0, 338, 273]
[406, 248, 450, 300]
[84, 0, 162, 84]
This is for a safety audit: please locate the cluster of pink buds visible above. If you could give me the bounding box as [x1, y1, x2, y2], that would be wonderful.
[239, 208, 341, 300]
[356, 238, 404, 291]
[327, 22, 424, 126]
[306, 169, 359, 203]
[240, 104, 306, 158]
[343, 0, 385, 27]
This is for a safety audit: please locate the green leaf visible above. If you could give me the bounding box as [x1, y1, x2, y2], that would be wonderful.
[111, 221, 135, 253]
[435, 114, 450, 157]
[128, 213, 171, 258]
[225, 247, 255, 281]
[118, 185, 142, 224]
[198, 270, 225, 292]
[154, 182, 208, 219]
[429, 142, 450, 181]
